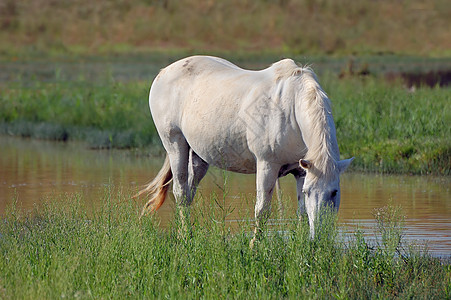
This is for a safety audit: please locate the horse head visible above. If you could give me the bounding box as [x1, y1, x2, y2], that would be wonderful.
[299, 157, 354, 237]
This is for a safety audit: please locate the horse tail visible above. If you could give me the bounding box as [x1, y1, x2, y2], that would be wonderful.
[135, 154, 172, 217]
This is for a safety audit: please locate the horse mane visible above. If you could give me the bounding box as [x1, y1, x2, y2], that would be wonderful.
[272, 59, 303, 81]
[293, 67, 340, 180]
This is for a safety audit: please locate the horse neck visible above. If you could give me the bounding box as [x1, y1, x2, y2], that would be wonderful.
[293, 72, 340, 176]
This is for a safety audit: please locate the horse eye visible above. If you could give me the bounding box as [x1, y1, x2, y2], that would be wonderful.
[331, 190, 338, 198]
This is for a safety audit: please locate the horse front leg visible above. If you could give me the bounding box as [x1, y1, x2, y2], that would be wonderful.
[295, 175, 306, 221]
[250, 161, 280, 248]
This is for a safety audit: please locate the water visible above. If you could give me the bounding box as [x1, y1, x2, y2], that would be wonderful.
[1, 135, 450, 257]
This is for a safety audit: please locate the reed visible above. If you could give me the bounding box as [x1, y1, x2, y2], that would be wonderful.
[0, 190, 449, 299]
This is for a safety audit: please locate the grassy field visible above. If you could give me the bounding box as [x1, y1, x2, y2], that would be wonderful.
[324, 74, 450, 175]
[1, 58, 449, 175]
[0, 191, 449, 299]
[1, 0, 450, 57]
[0, 79, 158, 149]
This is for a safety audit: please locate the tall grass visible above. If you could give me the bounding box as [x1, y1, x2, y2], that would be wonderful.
[0, 190, 449, 299]
[0, 79, 158, 149]
[323, 75, 451, 175]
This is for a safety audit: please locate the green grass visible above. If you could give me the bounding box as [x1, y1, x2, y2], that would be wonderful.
[322, 75, 451, 175]
[0, 80, 159, 149]
[0, 190, 449, 299]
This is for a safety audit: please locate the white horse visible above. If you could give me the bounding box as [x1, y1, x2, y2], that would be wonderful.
[138, 56, 353, 241]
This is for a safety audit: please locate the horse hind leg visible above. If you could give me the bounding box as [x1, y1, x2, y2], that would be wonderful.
[162, 132, 193, 237]
[188, 149, 209, 201]
[165, 137, 190, 205]
[164, 133, 211, 238]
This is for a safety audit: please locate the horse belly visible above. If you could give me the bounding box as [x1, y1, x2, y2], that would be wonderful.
[181, 111, 256, 174]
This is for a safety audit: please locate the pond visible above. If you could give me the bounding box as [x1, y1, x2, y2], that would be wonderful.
[1, 135, 450, 257]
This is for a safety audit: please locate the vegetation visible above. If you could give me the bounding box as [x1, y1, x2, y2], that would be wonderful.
[0, 0, 450, 57]
[324, 75, 450, 175]
[0, 191, 449, 299]
[0, 80, 158, 149]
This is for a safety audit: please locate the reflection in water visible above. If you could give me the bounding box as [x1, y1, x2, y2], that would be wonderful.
[1, 136, 450, 256]
[0, 136, 159, 213]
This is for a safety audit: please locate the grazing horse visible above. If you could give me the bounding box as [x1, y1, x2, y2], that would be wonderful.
[137, 56, 353, 241]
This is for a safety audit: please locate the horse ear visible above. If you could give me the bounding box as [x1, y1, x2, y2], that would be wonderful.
[292, 69, 302, 76]
[338, 157, 354, 174]
[299, 159, 312, 170]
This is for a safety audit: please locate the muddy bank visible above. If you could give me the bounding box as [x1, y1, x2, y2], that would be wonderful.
[386, 69, 451, 88]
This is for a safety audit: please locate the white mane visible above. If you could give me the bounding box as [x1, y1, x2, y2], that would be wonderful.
[271, 58, 302, 81]
[294, 67, 340, 180]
